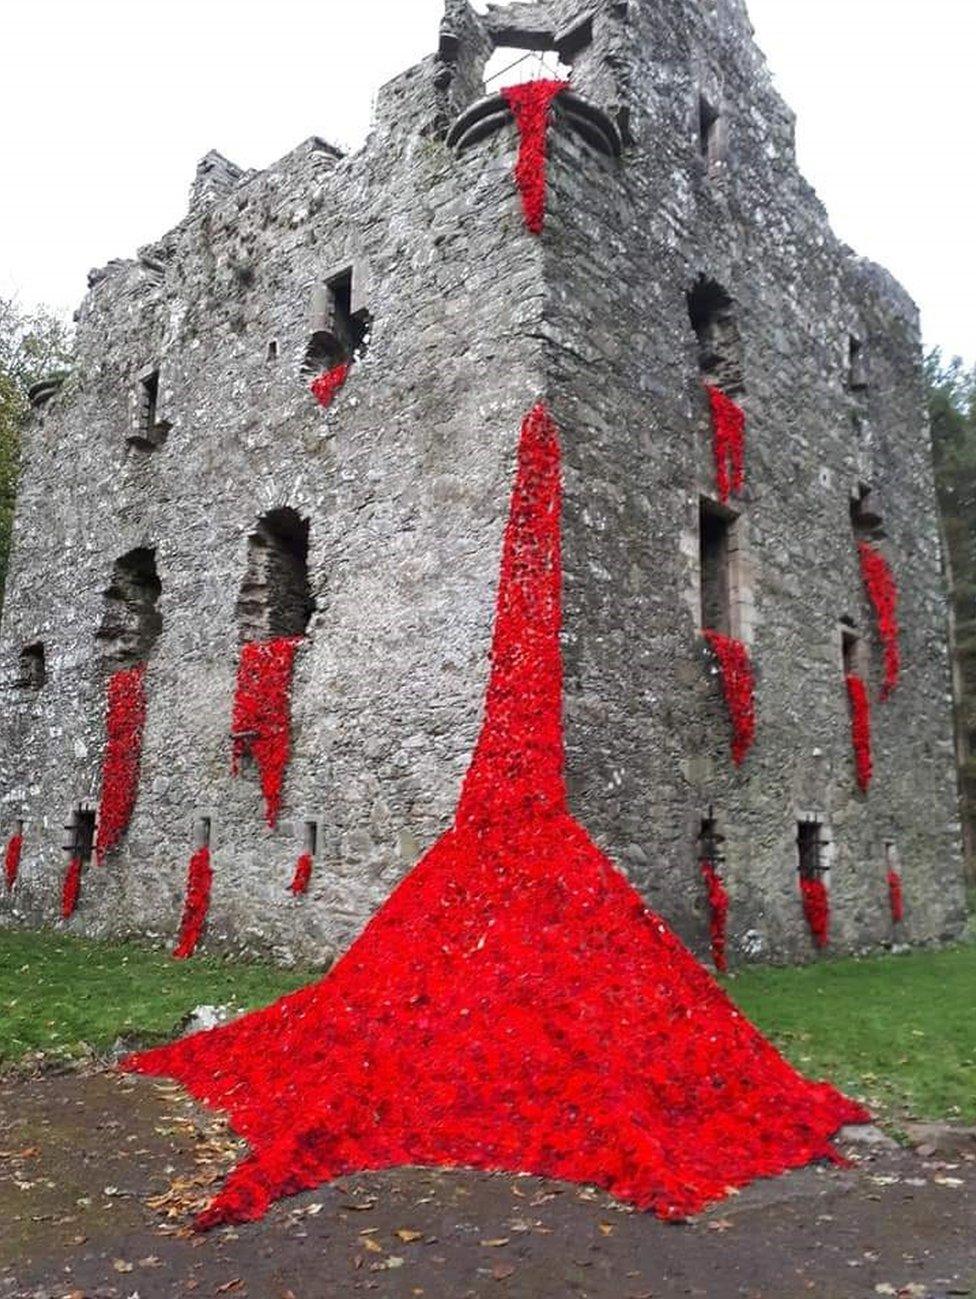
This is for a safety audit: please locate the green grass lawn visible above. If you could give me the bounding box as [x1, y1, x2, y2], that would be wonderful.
[724, 944, 976, 1124]
[0, 929, 317, 1064]
[1, 929, 973, 1124]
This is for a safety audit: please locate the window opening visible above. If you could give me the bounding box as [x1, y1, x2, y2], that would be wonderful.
[848, 335, 868, 391]
[302, 269, 371, 374]
[19, 642, 46, 689]
[96, 548, 162, 669]
[797, 820, 826, 881]
[850, 484, 884, 542]
[236, 508, 313, 642]
[303, 820, 318, 856]
[698, 94, 722, 165]
[699, 500, 734, 634]
[130, 369, 171, 449]
[65, 807, 96, 864]
[687, 276, 743, 394]
[698, 810, 725, 868]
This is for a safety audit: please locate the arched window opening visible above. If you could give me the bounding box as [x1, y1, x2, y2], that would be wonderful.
[19, 642, 46, 689]
[236, 508, 314, 643]
[96, 548, 162, 669]
[687, 276, 744, 395]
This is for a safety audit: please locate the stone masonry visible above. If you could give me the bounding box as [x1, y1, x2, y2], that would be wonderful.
[0, 0, 966, 965]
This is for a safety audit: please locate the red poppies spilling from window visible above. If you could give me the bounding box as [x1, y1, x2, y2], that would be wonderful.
[95, 663, 148, 864]
[887, 870, 905, 924]
[231, 636, 303, 829]
[705, 385, 745, 504]
[310, 361, 351, 411]
[124, 403, 866, 1232]
[4, 833, 22, 892]
[858, 541, 900, 700]
[289, 852, 313, 896]
[502, 81, 569, 235]
[61, 857, 83, 920]
[800, 877, 830, 949]
[173, 847, 213, 960]
[703, 630, 756, 766]
[845, 673, 873, 794]
[700, 860, 730, 973]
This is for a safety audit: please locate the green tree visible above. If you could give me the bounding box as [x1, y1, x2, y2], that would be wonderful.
[0, 298, 73, 608]
[927, 349, 976, 883]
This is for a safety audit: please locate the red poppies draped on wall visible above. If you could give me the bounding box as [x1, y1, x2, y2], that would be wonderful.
[125, 404, 865, 1232]
[4, 833, 23, 892]
[858, 541, 900, 699]
[231, 636, 303, 829]
[700, 860, 729, 973]
[845, 673, 873, 793]
[95, 663, 148, 864]
[173, 847, 213, 960]
[703, 630, 756, 765]
[61, 857, 83, 920]
[887, 870, 905, 924]
[800, 877, 830, 948]
[310, 361, 351, 411]
[705, 385, 745, 504]
[502, 81, 569, 235]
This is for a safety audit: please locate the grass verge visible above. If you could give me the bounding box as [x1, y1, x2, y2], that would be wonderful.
[724, 944, 976, 1124]
[0, 929, 316, 1065]
[1, 930, 972, 1123]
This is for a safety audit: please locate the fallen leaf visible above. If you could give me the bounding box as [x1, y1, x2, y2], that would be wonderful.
[708, 1219, 734, 1233]
[598, 1222, 614, 1236]
[396, 1229, 424, 1243]
[370, 1256, 405, 1271]
[362, 1236, 384, 1253]
[481, 1238, 510, 1247]
[493, 1262, 516, 1280]
[216, 1281, 245, 1294]
[113, 1259, 134, 1273]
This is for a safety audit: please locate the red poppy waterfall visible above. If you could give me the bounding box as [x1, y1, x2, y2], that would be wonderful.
[123, 404, 867, 1229]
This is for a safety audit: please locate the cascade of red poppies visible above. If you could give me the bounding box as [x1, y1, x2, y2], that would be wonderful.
[289, 852, 313, 896]
[845, 673, 873, 793]
[173, 847, 213, 960]
[4, 833, 23, 892]
[124, 403, 866, 1232]
[310, 361, 351, 411]
[61, 857, 83, 920]
[703, 629, 756, 766]
[705, 385, 745, 504]
[502, 80, 569, 235]
[231, 636, 303, 829]
[700, 860, 729, 973]
[887, 870, 905, 924]
[94, 663, 148, 864]
[858, 541, 900, 699]
[800, 876, 830, 949]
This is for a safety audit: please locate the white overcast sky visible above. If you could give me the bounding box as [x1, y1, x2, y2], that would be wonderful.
[0, 1, 972, 365]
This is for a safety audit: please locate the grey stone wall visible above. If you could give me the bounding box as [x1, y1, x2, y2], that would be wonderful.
[0, 0, 966, 966]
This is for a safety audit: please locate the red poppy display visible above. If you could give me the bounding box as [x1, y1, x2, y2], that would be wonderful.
[289, 852, 313, 896]
[887, 870, 905, 924]
[231, 636, 303, 829]
[800, 876, 830, 948]
[858, 541, 900, 699]
[124, 404, 866, 1231]
[703, 630, 756, 766]
[845, 673, 873, 793]
[61, 856, 82, 920]
[502, 81, 569, 235]
[173, 847, 213, 960]
[310, 361, 351, 410]
[4, 833, 22, 892]
[94, 663, 148, 864]
[705, 385, 745, 504]
[700, 860, 729, 973]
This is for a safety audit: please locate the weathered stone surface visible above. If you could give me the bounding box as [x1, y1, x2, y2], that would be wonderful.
[0, 0, 966, 966]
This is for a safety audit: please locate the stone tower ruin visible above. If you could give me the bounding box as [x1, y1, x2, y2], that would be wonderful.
[0, 0, 967, 965]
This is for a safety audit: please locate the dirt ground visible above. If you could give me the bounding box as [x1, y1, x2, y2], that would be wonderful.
[0, 1068, 973, 1299]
